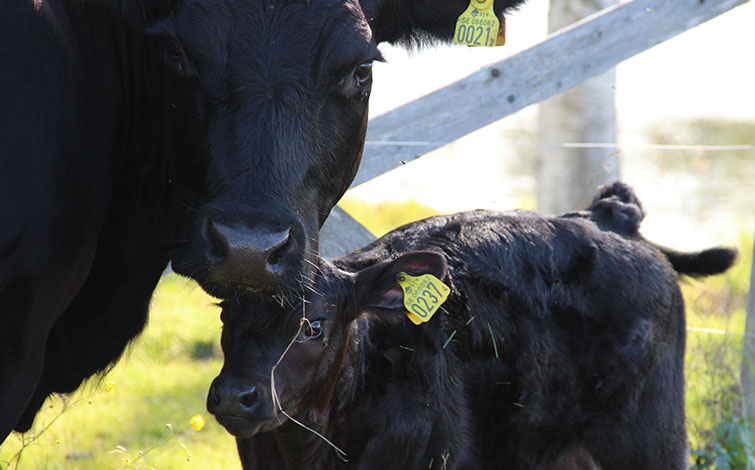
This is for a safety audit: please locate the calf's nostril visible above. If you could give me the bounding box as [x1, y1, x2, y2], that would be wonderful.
[207, 383, 222, 412]
[238, 387, 259, 411]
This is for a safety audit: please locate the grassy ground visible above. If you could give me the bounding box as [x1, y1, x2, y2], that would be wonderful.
[0, 205, 751, 469]
[0, 275, 241, 470]
[683, 231, 755, 468]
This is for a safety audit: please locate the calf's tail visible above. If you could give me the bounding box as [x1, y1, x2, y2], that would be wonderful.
[587, 182, 737, 277]
[657, 245, 737, 278]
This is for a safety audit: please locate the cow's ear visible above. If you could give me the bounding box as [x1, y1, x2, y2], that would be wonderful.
[354, 251, 448, 314]
[360, 0, 527, 45]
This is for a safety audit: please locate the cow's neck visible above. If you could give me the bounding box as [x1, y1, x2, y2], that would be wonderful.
[111, 14, 179, 200]
[39, 0, 180, 389]
[66, 0, 181, 283]
[11, 0, 184, 432]
[54, 0, 181, 211]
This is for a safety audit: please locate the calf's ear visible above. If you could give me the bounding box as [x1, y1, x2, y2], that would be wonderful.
[355, 251, 448, 314]
[360, 0, 527, 45]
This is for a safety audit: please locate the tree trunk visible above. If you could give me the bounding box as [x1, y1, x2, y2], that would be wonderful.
[536, 0, 620, 214]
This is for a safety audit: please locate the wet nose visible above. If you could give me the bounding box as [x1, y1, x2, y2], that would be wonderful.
[207, 377, 263, 417]
[200, 216, 299, 291]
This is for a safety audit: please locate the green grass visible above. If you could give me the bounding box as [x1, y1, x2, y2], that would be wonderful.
[337, 197, 442, 237]
[0, 274, 241, 470]
[684, 230, 754, 469]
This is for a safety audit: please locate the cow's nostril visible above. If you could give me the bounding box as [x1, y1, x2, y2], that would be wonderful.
[266, 231, 291, 268]
[202, 218, 303, 292]
[238, 387, 259, 412]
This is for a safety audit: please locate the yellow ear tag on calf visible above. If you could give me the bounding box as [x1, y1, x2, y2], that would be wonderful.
[395, 272, 451, 325]
[454, 0, 505, 47]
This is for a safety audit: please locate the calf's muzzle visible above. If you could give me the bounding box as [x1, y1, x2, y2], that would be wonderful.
[207, 376, 265, 418]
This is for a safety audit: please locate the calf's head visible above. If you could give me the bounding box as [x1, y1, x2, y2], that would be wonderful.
[207, 251, 447, 438]
[142, 0, 525, 296]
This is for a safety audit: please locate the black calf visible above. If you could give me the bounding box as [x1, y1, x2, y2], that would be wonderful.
[210, 183, 735, 469]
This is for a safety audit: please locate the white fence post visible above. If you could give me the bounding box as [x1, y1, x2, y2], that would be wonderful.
[536, 0, 620, 213]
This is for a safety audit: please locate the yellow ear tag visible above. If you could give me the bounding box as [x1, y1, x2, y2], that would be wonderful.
[453, 0, 505, 47]
[395, 272, 451, 325]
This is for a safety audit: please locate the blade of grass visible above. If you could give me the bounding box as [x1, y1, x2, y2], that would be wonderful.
[442, 330, 457, 349]
[488, 323, 499, 358]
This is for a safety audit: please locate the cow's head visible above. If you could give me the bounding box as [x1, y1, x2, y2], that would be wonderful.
[207, 251, 447, 438]
[145, 0, 524, 297]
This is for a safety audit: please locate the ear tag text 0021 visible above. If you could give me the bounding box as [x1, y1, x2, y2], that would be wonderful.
[395, 272, 451, 325]
[453, 0, 506, 47]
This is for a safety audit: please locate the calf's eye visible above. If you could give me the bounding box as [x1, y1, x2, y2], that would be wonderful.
[305, 320, 324, 340]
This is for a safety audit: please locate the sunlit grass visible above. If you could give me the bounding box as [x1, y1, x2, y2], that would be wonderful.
[338, 197, 442, 237]
[0, 274, 240, 470]
[684, 230, 753, 465]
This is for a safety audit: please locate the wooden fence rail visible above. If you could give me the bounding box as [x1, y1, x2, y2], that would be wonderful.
[319, 0, 752, 259]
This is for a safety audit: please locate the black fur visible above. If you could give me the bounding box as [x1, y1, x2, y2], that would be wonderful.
[211, 183, 735, 469]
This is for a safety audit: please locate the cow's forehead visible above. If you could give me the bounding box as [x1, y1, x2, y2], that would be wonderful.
[171, 0, 374, 72]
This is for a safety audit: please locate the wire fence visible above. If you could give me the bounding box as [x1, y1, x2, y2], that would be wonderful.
[688, 326, 755, 339]
[365, 141, 755, 151]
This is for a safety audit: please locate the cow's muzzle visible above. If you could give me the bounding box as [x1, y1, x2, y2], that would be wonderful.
[196, 212, 308, 293]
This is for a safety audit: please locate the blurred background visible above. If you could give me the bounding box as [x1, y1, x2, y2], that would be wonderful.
[2, 1, 753, 468]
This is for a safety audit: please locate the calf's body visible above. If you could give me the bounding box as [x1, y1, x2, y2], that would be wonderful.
[210, 183, 735, 469]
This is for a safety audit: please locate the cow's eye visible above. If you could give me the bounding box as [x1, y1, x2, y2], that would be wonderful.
[163, 37, 197, 77]
[304, 320, 324, 340]
[353, 61, 373, 87]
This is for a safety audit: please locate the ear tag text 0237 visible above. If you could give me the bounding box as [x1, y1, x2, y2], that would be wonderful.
[453, 0, 506, 47]
[395, 272, 451, 325]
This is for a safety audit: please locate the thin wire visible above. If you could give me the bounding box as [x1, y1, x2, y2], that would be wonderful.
[364, 141, 755, 151]
[687, 326, 755, 339]
[269, 311, 349, 462]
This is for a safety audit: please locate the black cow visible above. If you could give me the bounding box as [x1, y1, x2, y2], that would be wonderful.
[0, 0, 527, 441]
[208, 183, 736, 469]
